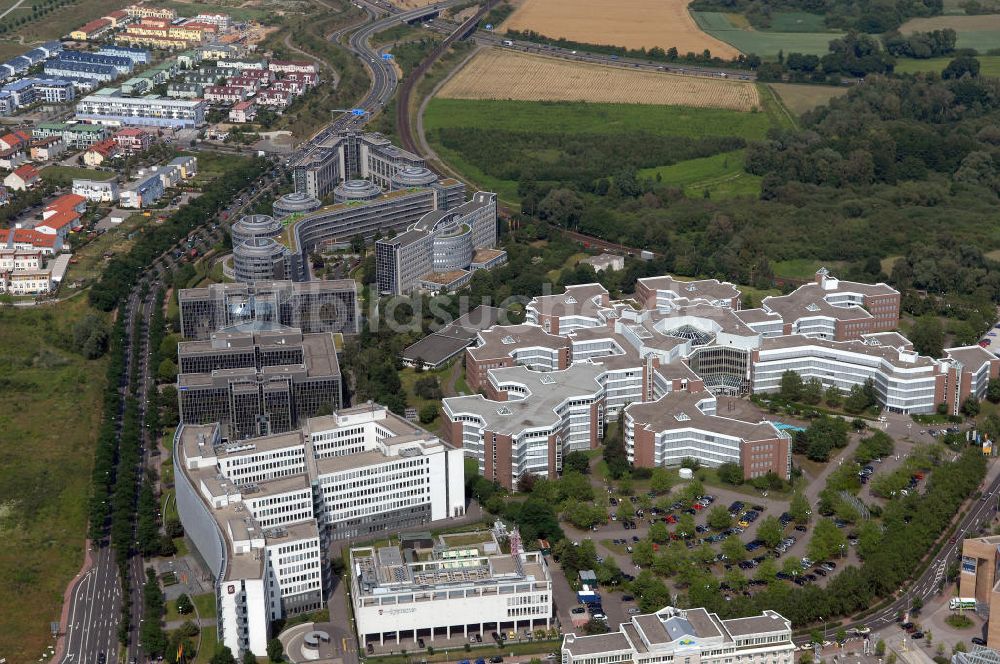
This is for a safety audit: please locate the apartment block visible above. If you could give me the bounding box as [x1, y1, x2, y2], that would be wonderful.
[76, 90, 207, 127]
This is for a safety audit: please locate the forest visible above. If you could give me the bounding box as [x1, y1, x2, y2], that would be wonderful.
[438, 68, 1000, 320]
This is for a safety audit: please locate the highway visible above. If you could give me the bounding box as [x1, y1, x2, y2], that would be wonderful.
[58, 175, 281, 664]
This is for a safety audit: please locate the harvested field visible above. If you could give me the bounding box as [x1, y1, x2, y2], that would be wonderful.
[769, 82, 846, 115]
[501, 0, 740, 58]
[438, 48, 760, 110]
[900, 14, 1000, 51]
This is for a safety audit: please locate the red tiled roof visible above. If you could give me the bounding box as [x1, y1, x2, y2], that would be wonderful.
[38, 209, 80, 231]
[12, 164, 39, 180]
[114, 127, 148, 137]
[11, 228, 56, 247]
[78, 18, 112, 34]
[87, 139, 118, 157]
[47, 193, 86, 211]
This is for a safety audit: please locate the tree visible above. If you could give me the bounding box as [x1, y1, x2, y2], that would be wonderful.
[782, 556, 802, 577]
[73, 314, 110, 359]
[757, 516, 785, 549]
[911, 315, 944, 357]
[649, 521, 669, 544]
[617, 499, 635, 521]
[537, 188, 584, 227]
[210, 646, 238, 664]
[943, 55, 980, 79]
[583, 617, 610, 635]
[791, 492, 812, 525]
[649, 467, 673, 494]
[176, 594, 193, 615]
[563, 451, 591, 474]
[158, 358, 178, 383]
[243, 652, 257, 664]
[987, 378, 1000, 404]
[755, 558, 779, 583]
[825, 385, 843, 407]
[418, 403, 438, 424]
[707, 505, 732, 530]
[962, 396, 981, 417]
[268, 638, 284, 662]
[677, 512, 696, 538]
[717, 462, 745, 485]
[721, 536, 746, 562]
[801, 378, 824, 405]
[808, 519, 848, 560]
[780, 370, 803, 400]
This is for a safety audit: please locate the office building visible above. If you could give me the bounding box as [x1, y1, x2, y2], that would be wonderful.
[761, 268, 900, 341]
[960, 536, 1000, 649]
[278, 182, 464, 277]
[375, 191, 503, 295]
[272, 192, 321, 220]
[624, 390, 791, 479]
[292, 131, 428, 200]
[637, 274, 742, 310]
[233, 237, 294, 282]
[75, 89, 207, 127]
[177, 325, 343, 439]
[562, 606, 794, 664]
[175, 404, 466, 656]
[350, 526, 551, 647]
[442, 362, 608, 487]
[178, 280, 360, 340]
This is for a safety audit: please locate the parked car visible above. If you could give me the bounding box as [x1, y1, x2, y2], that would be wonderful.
[973, 637, 987, 646]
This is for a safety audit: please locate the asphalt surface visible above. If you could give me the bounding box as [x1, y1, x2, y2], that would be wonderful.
[58, 174, 281, 664]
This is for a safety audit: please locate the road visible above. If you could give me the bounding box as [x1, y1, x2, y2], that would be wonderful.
[809, 463, 1000, 642]
[57, 172, 282, 664]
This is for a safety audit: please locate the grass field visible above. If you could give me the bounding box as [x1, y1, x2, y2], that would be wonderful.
[760, 11, 829, 32]
[769, 82, 847, 115]
[165, 591, 217, 623]
[424, 97, 777, 202]
[501, 0, 740, 58]
[439, 49, 761, 110]
[65, 213, 147, 285]
[638, 149, 762, 199]
[41, 165, 116, 185]
[900, 15, 1000, 51]
[151, 0, 270, 19]
[11, 0, 129, 41]
[895, 54, 1000, 76]
[0, 298, 107, 662]
[425, 98, 775, 139]
[692, 11, 842, 57]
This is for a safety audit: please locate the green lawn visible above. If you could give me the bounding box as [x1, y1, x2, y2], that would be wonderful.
[692, 12, 842, 57]
[165, 591, 217, 623]
[192, 626, 218, 664]
[899, 15, 1000, 52]
[760, 11, 831, 32]
[638, 149, 762, 199]
[895, 55, 1000, 77]
[40, 165, 116, 185]
[0, 298, 107, 662]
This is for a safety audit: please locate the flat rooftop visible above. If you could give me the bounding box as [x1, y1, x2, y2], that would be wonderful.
[626, 390, 783, 442]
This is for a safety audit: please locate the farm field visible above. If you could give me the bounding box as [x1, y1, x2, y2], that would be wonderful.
[151, 0, 270, 20]
[438, 49, 761, 110]
[0, 298, 107, 663]
[692, 11, 842, 57]
[758, 11, 829, 32]
[501, 0, 741, 58]
[637, 149, 762, 199]
[895, 55, 1000, 76]
[12, 0, 129, 41]
[769, 82, 847, 115]
[900, 14, 1000, 51]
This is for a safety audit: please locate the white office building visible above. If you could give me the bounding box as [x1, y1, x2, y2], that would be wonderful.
[350, 529, 552, 647]
[175, 404, 466, 659]
[562, 606, 795, 664]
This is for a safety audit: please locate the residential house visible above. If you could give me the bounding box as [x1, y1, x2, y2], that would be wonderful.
[72, 178, 119, 202]
[269, 60, 318, 75]
[84, 139, 119, 167]
[0, 146, 27, 170]
[70, 18, 112, 41]
[30, 136, 66, 161]
[203, 85, 245, 104]
[229, 99, 256, 123]
[256, 88, 292, 109]
[113, 128, 152, 154]
[7, 228, 61, 253]
[0, 130, 30, 151]
[4, 163, 39, 190]
[120, 171, 164, 208]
